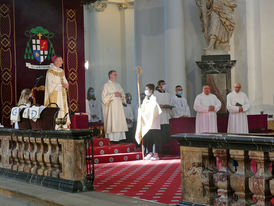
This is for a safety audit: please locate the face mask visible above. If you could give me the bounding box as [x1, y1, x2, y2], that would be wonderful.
[89, 92, 95, 96]
[126, 98, 132, 104]
[162, 84, 167, 91]
[144, 90, 150, 96]
[177, 91, 182, 96]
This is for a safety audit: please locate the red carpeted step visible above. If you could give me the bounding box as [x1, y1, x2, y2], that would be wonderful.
[93, 138, 110, 147]
[93, 152, 143, 164]
[93, 143, 136, 155]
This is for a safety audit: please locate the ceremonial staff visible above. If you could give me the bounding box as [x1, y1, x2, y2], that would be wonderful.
[136, 65, 144, 159]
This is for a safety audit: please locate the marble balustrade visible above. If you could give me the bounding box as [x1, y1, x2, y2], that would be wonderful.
[172, 133, 274, 206]
[0, 128, 93, 192]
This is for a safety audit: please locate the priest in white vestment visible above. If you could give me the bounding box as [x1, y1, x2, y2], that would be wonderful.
[171, 85, 191, 118]
[194, 85, 221, 133]
[44, 56, 70, 127]
[135, 83, 162, 160]
[227, 83, 249, 133]
[101, 70, 128, 142]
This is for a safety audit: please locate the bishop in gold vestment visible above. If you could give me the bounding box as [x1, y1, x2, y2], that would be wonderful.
[44, 56, 70, 127]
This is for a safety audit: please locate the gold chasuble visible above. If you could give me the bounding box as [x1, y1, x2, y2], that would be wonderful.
[44, 66, 70, 127]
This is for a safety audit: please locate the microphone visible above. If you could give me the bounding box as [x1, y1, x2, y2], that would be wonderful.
[34, 75, 44, 87]
[36, 75, 43, 81]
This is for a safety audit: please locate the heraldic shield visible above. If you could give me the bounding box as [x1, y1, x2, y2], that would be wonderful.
[32, 38, 48, 63]
[24, 26, 55, 63]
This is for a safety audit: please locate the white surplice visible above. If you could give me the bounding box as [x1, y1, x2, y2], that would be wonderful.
[154, 91, 171, 125]
[227, 91, 249, 133]
[170, 95, 191, 118]
[101, 80, 128, 141]
[193, 93, 221, 133]
[86, 99, 102, 122]
[135, 95, 162, 144]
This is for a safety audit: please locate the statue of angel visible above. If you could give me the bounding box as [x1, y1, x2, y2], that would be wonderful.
[195, 0, 237, 54]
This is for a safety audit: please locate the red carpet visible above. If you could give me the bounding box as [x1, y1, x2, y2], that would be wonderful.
[93, 155, 181, 205]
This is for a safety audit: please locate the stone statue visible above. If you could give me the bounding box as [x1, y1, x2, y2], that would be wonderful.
[195, 0, 237, 54]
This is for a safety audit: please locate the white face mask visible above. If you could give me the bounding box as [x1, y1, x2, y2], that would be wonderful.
[144, 90, 150, 96]
[162, 84, 167, 91]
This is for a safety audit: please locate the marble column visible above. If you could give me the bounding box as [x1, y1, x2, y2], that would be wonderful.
[245, 0, 263, 113]
[165, 0, 187, 96]
[134, 0, 166, 87]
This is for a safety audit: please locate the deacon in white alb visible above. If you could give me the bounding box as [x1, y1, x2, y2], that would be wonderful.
[194, 85, 221, 133]
[227, 82, 249, 133]
[171, 85, 191, 118]
[101, 70, 128, 142]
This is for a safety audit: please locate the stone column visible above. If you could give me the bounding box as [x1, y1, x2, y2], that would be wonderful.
[165, 0, 187, 96]
[269, 152, 274, 205]
[135, 0, 166, 86]
[245, 0, 263, 113]
[1, 136, 12, 169]
[230, 149, 253, 206]
[59, 139, 86, 181]
[248, 151, 272, 206]
[213, 149, 232, 206]
[180, 146, 212, 204]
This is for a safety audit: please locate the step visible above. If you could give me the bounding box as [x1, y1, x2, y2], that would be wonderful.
[91, 152, 143, 164]
[92, 138, 110, 147]
[0, 177, 160, 206]
[93, 143, 136, 155]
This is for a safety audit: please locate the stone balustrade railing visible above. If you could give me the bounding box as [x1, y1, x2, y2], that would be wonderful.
[0, 128, 93, 192]
[172, 133, 274, 206]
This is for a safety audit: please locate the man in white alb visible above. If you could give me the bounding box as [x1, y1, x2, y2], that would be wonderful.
[194, 85, 221, 133]
[101, 70, 128, 142]
[171, 85, 191, 118]
[227, 82, 249, 133]
[154, 80, 172, 150]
